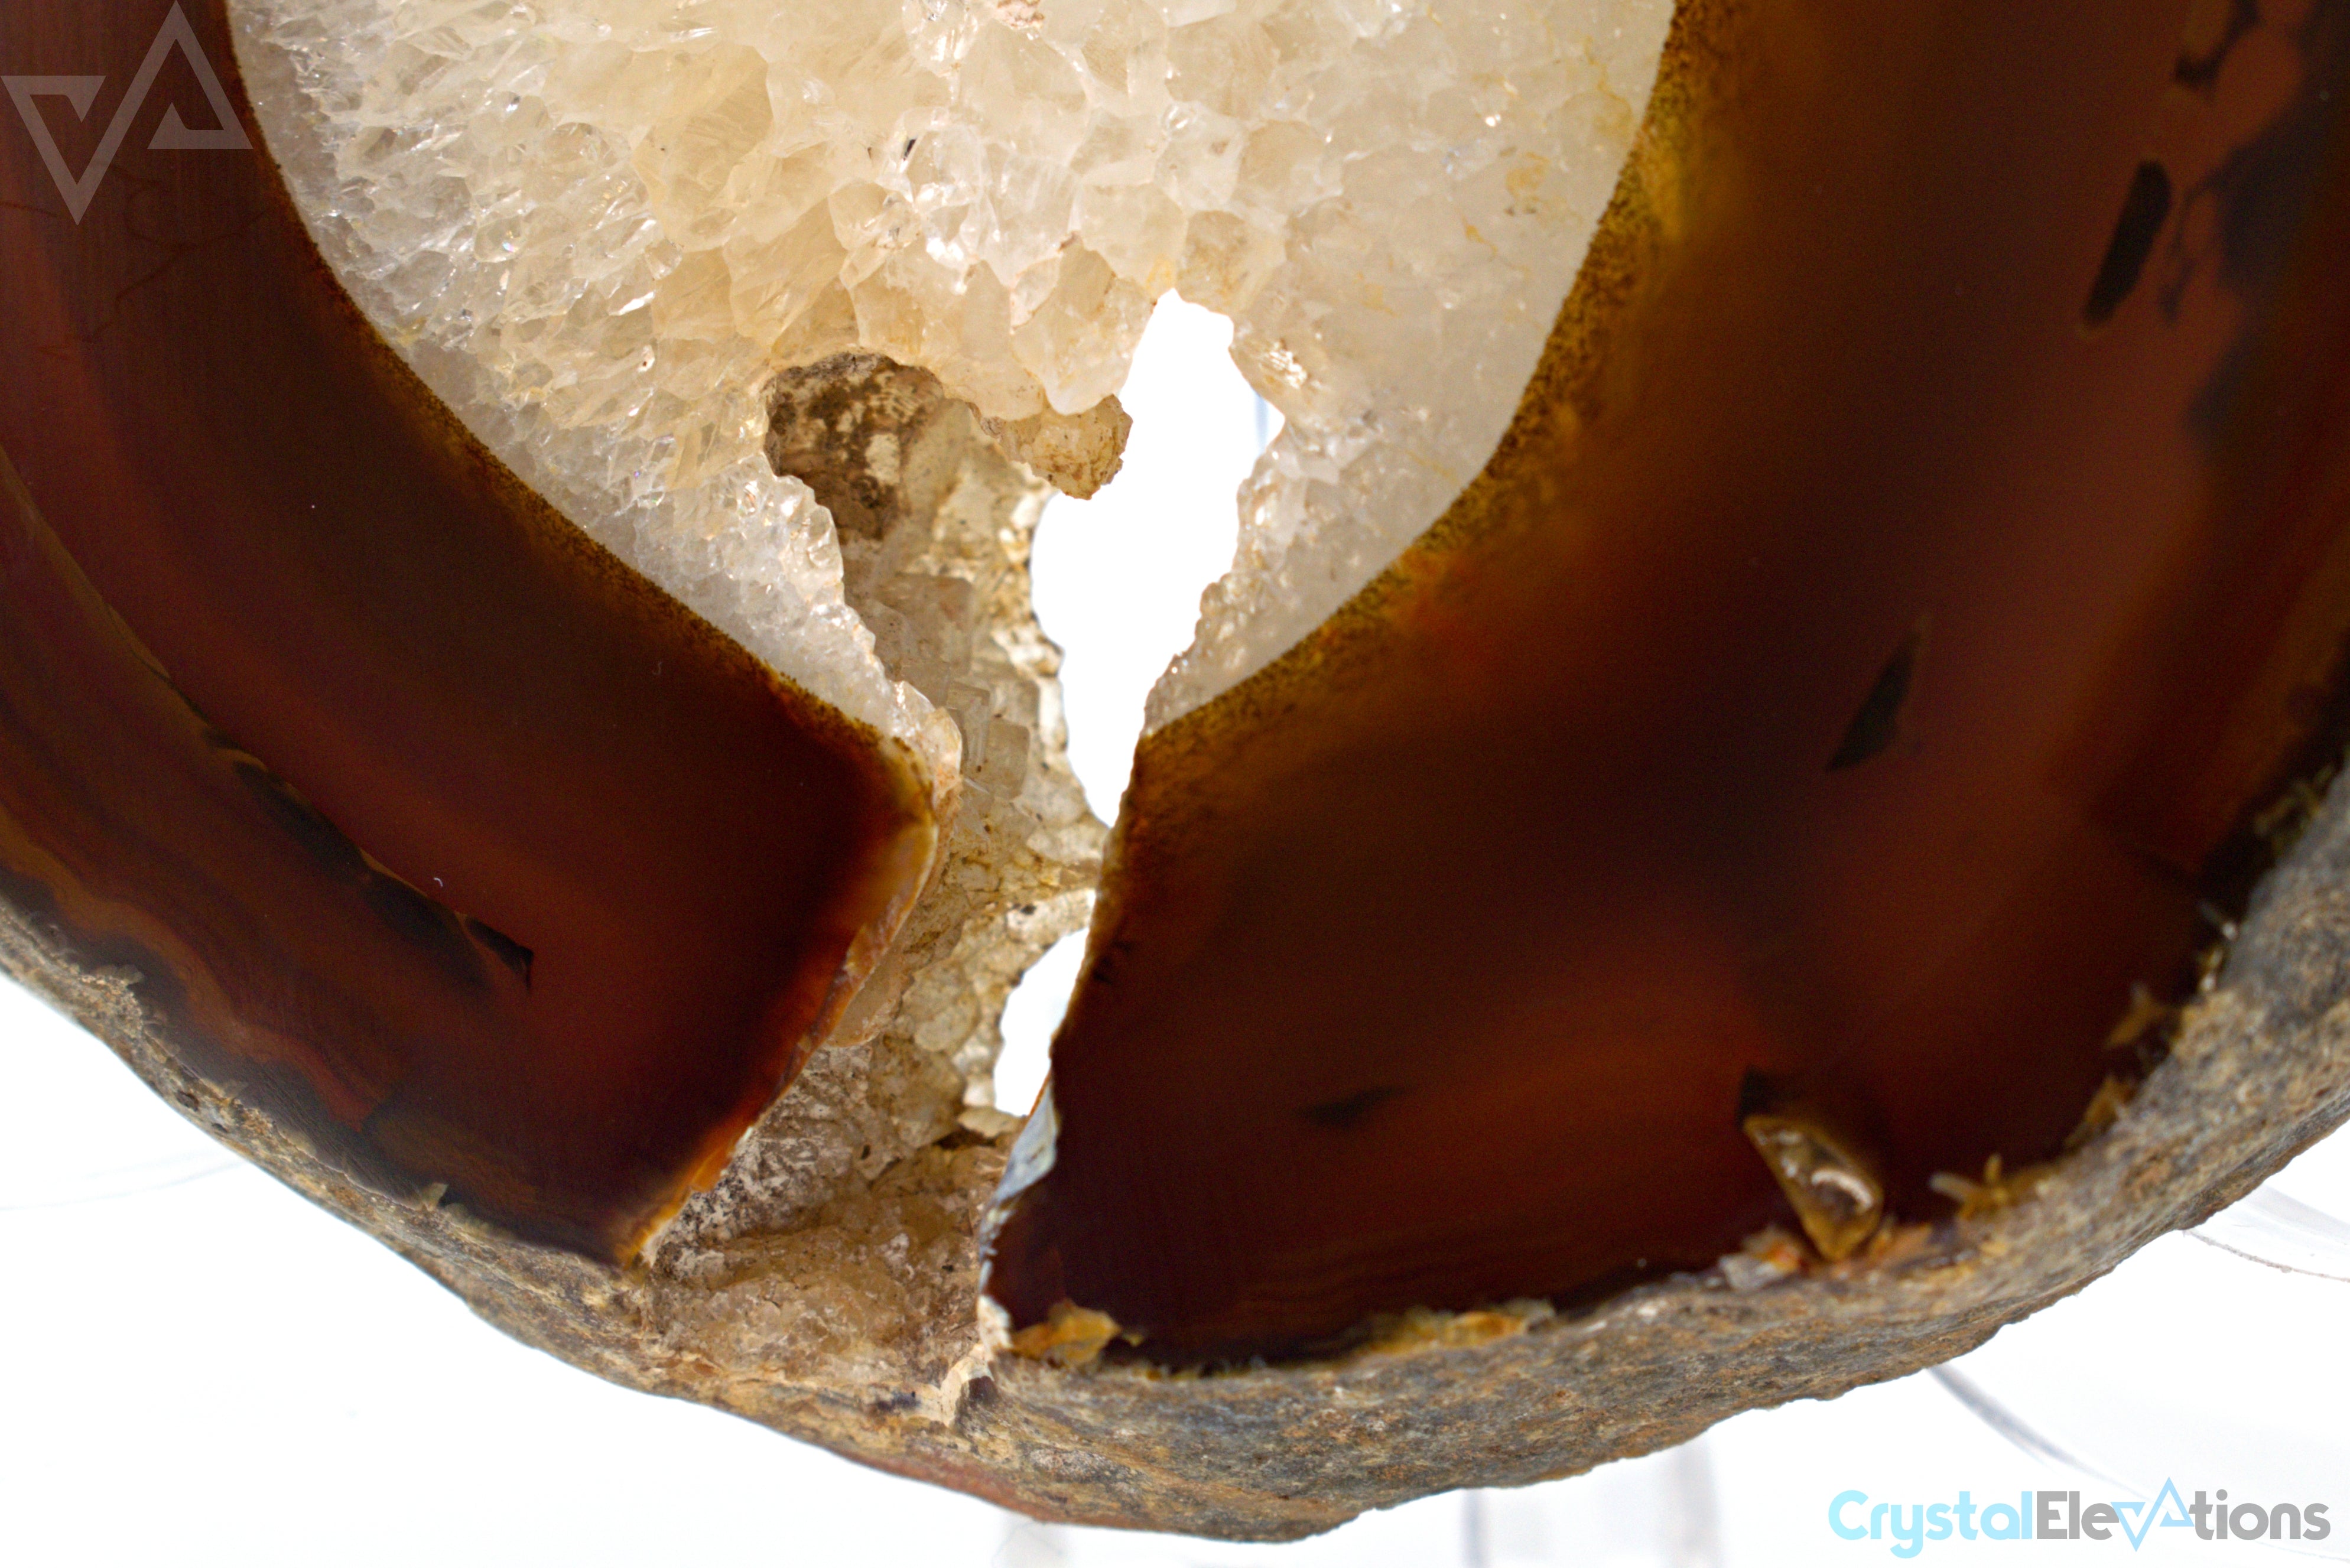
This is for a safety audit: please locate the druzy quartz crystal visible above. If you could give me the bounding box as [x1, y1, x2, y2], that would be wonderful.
[983, 0, 2350, 1356]
[229, 0, 1673, 734]
[2, 0, 2349, 1538]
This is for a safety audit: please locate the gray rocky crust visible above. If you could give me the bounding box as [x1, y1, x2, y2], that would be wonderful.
[5, 382, 2348, 1528]
[17, 0, 2343, 1540]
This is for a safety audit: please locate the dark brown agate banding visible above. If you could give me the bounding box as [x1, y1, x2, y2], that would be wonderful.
[989, 0, 2350, 1360]
[0, 0, 937, 1257]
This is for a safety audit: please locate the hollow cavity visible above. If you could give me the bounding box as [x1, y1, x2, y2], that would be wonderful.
[229, 0, 1675, 737]
[1032, 295, 1272, 818]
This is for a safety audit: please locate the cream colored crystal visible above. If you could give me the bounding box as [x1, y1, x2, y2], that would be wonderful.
[230, 0, 1673, 733]
[225, 0, 1668, 1371]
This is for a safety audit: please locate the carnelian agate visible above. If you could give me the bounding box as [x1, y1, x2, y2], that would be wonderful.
[0, 1, 934, 1257]
[990, 0, 2350, 1359]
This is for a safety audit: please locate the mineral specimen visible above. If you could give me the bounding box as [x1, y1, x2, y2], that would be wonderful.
[983, 0, 2350, 1358]
[230, 0, 1674, 733]
[2, 0, 2349, 1542]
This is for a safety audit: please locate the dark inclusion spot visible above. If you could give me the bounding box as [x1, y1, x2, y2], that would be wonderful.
[2083, 162, 2174, 329]
[360, 873, 476, 975]
[229, 748, 532, 993]
[1735, 1065, 1784, 1123]
[2174, 0, 2261, 94]
[464, 916, 535, 988]
[2170, 2, 2350, 440]
[1828, 619, 1929, 772]
[231, 753, 366, 881]
[1302, 1086, 1405, 1130]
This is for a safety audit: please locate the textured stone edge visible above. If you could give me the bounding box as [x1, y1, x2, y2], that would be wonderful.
[17, 0, 2350, 1535]
[961, 796, 2350, 1531]
[6, 769, 2346, 1540]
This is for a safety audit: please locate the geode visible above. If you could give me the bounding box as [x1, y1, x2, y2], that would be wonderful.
[1, 0, 2347, 1540]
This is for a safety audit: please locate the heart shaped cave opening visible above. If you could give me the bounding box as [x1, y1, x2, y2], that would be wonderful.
[210, 0, 2350, 1367]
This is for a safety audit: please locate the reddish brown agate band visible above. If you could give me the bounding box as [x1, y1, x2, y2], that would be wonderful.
[0, 0, 936, 1257]
[990, 0, 2350, 1359]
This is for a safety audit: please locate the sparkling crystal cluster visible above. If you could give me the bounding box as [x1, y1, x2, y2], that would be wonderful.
[229, 0, 1668, 1369]
[232, 0, 1669, 732]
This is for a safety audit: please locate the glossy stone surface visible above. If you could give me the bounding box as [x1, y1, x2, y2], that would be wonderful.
[987, 0, 2350, 1359]
[0, 0, 937, 1258]
[6, 0, 2350, 1536]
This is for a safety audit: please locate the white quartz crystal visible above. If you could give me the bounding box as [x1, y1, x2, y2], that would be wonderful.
[230, 0, 1672, 735]
[225, 0, 1670, 1382]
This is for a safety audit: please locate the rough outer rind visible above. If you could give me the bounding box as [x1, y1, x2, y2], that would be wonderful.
[15, 0, 2350, 1541]
[8, 752, 2348, 1540]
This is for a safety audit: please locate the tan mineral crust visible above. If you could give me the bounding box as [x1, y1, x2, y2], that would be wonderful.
[7, 0, 2347, 1543]
[8, 746, 2349, 1536]
[12, 274, 2350, 1536]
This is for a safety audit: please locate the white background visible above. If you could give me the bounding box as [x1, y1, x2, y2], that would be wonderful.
[4, 301, 2346, 1566]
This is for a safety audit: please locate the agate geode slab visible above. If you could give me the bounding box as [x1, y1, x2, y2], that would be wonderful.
[1, 0, 2348, 1538]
